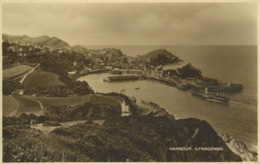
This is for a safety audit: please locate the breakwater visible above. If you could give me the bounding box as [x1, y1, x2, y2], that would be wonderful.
[191, 84, 243, 93]
[147, 75, 243, 93]
[147, 76, 177, 87]
[81, 67, 243, 94]
[99, 71, 243, 94]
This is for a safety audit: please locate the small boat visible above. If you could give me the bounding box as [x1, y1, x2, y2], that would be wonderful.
[191, 88, 229, 104]
[120, 86, 125, 94]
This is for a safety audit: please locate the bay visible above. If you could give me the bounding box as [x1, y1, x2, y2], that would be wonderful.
[80, 45, 257, 151]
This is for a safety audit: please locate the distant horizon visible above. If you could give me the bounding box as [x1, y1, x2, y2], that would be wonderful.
[3, 32, 257, 47]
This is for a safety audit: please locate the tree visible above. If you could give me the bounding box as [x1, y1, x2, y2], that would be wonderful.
[3, 79, 21, 95]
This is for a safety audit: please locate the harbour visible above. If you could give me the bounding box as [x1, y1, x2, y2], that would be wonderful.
[79, 72, 257, 152]
[101, 72, 242, 105]
[2, 2, 258, 162]
[78, 45, 257, 152]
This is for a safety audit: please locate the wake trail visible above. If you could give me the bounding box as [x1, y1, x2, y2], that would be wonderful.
[229, 100, 256, 111]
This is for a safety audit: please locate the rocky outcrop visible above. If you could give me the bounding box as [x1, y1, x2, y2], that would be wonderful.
[136, 100, 172, 117]
[222, 133, 258, 161]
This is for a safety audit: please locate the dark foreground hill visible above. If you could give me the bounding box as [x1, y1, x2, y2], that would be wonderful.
[3, 116, 242, 162]
[3, 101, 242, 162]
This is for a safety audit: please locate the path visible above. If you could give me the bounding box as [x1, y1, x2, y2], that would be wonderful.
[26, 97, 45, 114]
[13, 95, 44, 116]
[20, 63, 40, 83]
[185, 128, 199, 147]
[30, 120, 104, 134]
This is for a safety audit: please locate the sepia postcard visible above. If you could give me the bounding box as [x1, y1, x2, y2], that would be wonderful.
[1, 0, 259, 163]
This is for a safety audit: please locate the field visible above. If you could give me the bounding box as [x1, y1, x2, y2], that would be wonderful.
[3, 95, 19, 116]
[13, 95, 43, 115]
[3, 94, 123, 117]
[23, 69, 64, 89]
[3, 65, 32, 78]
[7, 94, 123, 116]
[31, 94, 123, 109]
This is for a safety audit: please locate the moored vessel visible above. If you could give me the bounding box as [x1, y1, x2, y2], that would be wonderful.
[103, 75, 142, 82]
[191, 88, 229, 104]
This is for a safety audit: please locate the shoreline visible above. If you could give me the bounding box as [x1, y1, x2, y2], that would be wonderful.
[78, 70, 243, 105]
[3, 85, 257, 162]
[2, 57, 256, 162]
[77, 72, 257, 159]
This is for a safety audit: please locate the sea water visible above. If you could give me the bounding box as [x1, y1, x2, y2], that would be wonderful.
[79, 45, 257, 151]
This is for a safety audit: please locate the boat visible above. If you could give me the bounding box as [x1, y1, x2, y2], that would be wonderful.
[103, 75, 142, 82]
[120, 86, 125, 94]
[191, 88, 229, 104]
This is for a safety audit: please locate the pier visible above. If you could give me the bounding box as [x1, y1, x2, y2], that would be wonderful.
[147, 76, 178, 87]
[147, 75, 243, 93]
[81, 68, 243, 93]
[191, 84, 243, 93]
[82, 69, 111, 75]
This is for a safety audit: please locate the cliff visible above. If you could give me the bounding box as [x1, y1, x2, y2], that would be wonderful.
[222, 133, 258, 161]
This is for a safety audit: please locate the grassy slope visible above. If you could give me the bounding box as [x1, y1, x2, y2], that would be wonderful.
[13, 95, 42, 115]
[31, 94, 123, 109]
[3, 65, 32, 78]
[5, 94, 122, 117]
[22, 69, 64, 89]
[3, 95, 19, 116]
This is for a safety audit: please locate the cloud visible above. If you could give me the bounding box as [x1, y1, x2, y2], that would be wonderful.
[2, 2, 257, 45]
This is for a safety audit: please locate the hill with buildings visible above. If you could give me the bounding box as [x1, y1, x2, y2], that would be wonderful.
[138, 49, 182, 66]
[2, 34, 70, 50]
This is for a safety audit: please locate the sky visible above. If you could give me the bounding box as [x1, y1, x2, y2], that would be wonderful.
[2, 2, 258, 46]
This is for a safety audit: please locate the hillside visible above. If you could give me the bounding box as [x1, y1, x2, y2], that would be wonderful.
[3, 65, 33, 79]
[71, 45, 88, 54]
[41, 37, 70, 49]
[13, 95, 43, 116]
[30, 94, 122, 113]
[22, 69, 65, 90]
[28, 35, 50, 43]
[3, 115, 242, 162]
[3, 34, 70, 49]
[139, 49, 182, 66]
[2, 34, 20, 40]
